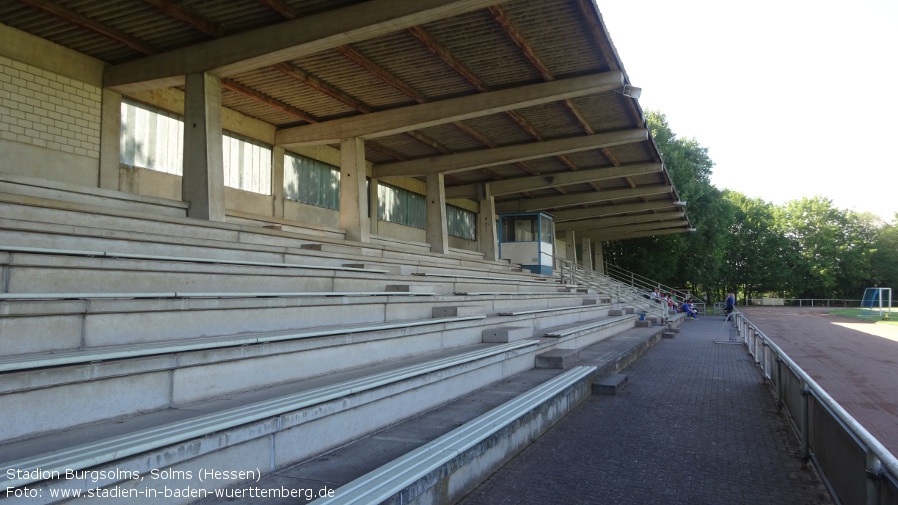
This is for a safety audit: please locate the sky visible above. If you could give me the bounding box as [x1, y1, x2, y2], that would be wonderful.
[597, 0, 898, 222]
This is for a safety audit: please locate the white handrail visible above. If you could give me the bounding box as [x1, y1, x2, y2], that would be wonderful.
[735, 313, 898, 502]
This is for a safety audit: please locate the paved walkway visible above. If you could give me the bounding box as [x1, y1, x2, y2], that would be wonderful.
[458, 316, 834, 505]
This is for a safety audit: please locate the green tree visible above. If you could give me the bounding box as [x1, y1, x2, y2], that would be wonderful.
[870, 215, 898, 291]
[603, 111, 734, 303]
[722, 191, 793, 302]
[773, 197, 878, 298]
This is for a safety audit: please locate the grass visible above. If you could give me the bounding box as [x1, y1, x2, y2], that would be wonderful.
[828, 307, 898, 326]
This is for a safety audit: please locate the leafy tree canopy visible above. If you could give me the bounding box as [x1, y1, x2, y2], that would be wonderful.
[600, 110, 896, 304]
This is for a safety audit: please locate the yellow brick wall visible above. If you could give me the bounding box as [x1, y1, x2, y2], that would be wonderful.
[0, 55, 101, 159]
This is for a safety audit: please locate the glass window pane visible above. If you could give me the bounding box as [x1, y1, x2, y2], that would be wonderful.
[120, 100, 184, 175]
[284, 152, 340, 209]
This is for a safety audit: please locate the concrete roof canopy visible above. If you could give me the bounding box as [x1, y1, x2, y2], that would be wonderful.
[0, 0, 690, 239]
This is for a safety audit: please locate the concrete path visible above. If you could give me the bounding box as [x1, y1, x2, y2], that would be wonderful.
[457, 316, 834, 505]
[740, 306, 898, 457]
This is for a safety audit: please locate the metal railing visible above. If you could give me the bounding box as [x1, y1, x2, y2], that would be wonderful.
[732, 312, 898, 505]
[554, 257, 669, 324]
[746, 298, 866, 308]
[603, 262, 693, 305]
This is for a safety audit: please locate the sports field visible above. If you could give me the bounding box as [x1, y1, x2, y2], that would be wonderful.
[828, 307, 897, 325]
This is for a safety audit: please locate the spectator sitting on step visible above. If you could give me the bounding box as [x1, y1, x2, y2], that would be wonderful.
[681, 300, 698, 319]
[665, 293, 676, 311]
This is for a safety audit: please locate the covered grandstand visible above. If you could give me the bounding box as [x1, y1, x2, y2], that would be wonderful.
[0, 1, 696, 502]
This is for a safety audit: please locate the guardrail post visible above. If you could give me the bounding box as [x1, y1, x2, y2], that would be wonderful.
[866, 452, 882, 505]
[762, 342, 770, 379]
[774, 356, 784, 409]
[800, 381, 810, 460]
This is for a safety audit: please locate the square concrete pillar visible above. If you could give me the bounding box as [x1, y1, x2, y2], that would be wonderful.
[477, 183, 498, 261]
[182, 72, 225, 221]
[271, 146, 285, 218]
[594, 241, 604, 275]
[581, 237, 593, 270]
[426, 172, 449, 254]
[369, 177, 380, 235]
[564, 230, 577, 266]
[98, 89, 122, 191]
[339, 137, 370, 242]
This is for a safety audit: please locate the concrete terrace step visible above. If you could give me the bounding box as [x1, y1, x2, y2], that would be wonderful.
[544, 314, 637, 338]
[239, 325, 665, 504]
[496, 300, 600, 316]
[0, 197, 526, 278]
[0, 315, 487, 373]
[0, 340, 539, 497]
[309, 366, 596, 505]
[411, 271, 549, 284]
[0, 290, 437, 301]
[1, 244, 391, 273]
[0, 248, 555, 297]
[0, 291, 596, 357]
[0, 217, 537, 289]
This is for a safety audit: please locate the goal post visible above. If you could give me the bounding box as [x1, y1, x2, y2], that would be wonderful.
[861, 287, 892, 320]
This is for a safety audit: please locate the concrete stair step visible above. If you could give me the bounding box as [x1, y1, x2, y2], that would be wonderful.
[0, 315, 502, 444]
[306, 366, 596, 505]
[482, 326, 533, 343]
[0, 211, 536, 285]
[593, 373, 629, 395]
[535, 348, 581, 369]
[246, 326, 665, 504]
[0, 291, 599, 357]
[0, 340, 540, 499]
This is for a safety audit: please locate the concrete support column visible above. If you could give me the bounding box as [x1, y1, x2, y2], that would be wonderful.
[594, 241, 605, 275]
[369, 177, 380, 235]
[271, 146, 285, 218]
[426, 172, 449, 255]
[98, 89, 122, 190]
[339, 137, 369, 242]
[564, 231, 577, 266]
[477, 183, 498, 261]
[182, 72, 225, 221]
[581, 237, 593, 270]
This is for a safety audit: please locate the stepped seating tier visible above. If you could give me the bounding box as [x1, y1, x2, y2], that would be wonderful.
[0, 300, 625, 443]
[0, 174, 658, 503]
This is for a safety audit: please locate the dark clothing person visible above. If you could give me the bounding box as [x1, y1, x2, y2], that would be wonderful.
[724, 294, 736, 318]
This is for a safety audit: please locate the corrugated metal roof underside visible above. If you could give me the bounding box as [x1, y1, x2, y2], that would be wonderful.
[0, 0, 689, 235]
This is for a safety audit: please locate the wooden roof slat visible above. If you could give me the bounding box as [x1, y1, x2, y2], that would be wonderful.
[221, 78, 318, 124]
[17, 0, 158, 55]
[104, 0, 507, 92]
[275, 71, 624, 147]
[495, 185, 673, 213]
[255, 0, 298, 20]
[375, 128, 647, 178]
[141, 0, 228, 38]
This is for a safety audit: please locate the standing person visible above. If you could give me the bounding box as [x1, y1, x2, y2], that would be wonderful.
[724, 293, 736, 319]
